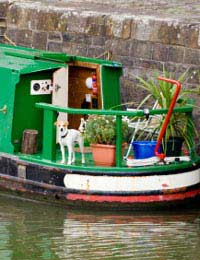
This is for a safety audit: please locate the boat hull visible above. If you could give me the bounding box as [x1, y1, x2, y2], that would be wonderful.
[0, 153, 200, 210]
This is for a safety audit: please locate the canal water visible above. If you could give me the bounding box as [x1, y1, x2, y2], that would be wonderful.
[0, 194, 200, 260]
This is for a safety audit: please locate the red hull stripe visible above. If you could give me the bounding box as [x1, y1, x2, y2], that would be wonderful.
[66, 189, 200, 203]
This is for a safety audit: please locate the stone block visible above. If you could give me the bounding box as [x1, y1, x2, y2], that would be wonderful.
[33, 31, 47, 50]
[85, 23, 106, 36]
[105, 16, 125, 38]
[0, 2, 9, 18]
[111, 39, 131, 56]
[87, 46, 105, 58]
[63, 46, 72, 55]
[157, 22, 179, 45]
[63, 32, 90, 46]
[7, 6, 37, 30]
[187, 66, 200, 84]
[0, 26, 5, 36]
[92, 36, 106, 46]
[48, 32, 62, 42]
[130, 20, 138, 39]
[5, 29, 17, 44]
[163, 62, 178, 74]
[105, 17, 130, 38]
[152, 43, 169, 62]
[62, 32, 76, 43]
[157, 22, 199, 48]
[37, 10, 62, 31]
[184, 48, 200, 65]
[121, 19, 132, 39]
[130, 40, 153, 59]
[0, 36, 4, 43]
[179, 25, 199, 48]
[133, 58, 163, 71]
[134, 20, 153, 41]
[47, 41, 63, 52]
[6, 5, 20, 27]
[67, 22, 84, 34]
[70, 43, 88, 56]
[105, 18, 113, 37]
[168, 46, 184, 63]
[115, 55, 133, 67]
[16, 30, 33, 47]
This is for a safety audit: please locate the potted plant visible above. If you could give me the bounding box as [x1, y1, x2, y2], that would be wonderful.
[132, 67, 199, 156]
[85, 115, 128, 166]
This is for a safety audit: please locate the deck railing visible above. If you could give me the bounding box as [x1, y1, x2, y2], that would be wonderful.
[36, 102, 194, 168]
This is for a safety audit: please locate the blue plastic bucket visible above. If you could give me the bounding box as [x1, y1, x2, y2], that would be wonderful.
[132, 141, 159, 159]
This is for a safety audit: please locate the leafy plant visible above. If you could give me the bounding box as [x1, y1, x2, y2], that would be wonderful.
[133, 67, 199, 150]
[85, 115, 128, 145]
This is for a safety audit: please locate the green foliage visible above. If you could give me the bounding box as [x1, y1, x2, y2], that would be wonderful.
[135, 67, 199, 150]
[85, 115, 128, 145]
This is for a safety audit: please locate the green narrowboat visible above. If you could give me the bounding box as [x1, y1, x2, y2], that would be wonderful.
[0, 43, 199, 210]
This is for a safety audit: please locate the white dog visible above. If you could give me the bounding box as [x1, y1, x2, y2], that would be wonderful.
[55, 120, 85, 165]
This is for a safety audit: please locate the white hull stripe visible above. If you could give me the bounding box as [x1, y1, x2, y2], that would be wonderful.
[64, 169, 200, 193]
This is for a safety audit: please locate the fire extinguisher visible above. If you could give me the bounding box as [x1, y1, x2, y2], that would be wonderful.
[92, 73, 98, 96]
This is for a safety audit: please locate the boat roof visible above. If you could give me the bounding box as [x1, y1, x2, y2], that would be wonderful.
[0, 44, 122, 74]
[0, 44, 67, 74]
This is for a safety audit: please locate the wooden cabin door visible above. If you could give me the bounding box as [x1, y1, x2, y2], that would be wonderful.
[52, 67, 68, 121]
[52, 67, 68, 143]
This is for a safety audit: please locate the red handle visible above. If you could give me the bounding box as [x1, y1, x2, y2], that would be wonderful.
[154, 77, 181, 160]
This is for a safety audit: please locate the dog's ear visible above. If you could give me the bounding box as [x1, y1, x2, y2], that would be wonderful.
[63, 121, 69, 127]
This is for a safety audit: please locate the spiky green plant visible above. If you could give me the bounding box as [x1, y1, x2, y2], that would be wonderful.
[134, 67, 199, 151]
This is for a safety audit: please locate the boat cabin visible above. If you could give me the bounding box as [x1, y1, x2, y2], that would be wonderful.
[0, 44, 122, 155]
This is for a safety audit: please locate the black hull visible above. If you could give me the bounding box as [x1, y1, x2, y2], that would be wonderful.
[0, 154, 200, 210]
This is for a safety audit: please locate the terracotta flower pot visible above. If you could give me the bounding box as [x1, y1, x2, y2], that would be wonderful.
[90, 143, 126, 166]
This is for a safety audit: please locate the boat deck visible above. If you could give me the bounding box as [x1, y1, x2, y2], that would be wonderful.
[18, 146, 198, 175]
[18, 146, 128, 169]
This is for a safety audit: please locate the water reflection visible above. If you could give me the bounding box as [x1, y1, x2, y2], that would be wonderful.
[0, 194, 200, 260]
[62, 211, 200, 260]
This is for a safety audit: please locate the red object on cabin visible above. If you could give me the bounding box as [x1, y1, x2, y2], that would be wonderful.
[92, 73, 98, 96]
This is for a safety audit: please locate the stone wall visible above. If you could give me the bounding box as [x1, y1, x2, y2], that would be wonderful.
[0, 1, 8, 43]
[0, 0, 200, 121]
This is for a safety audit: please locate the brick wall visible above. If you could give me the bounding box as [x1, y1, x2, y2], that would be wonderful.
[0, 1, 9, 43]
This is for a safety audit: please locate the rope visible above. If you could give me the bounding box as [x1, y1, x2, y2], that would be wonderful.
[3, 33, 16, 46]
[95, 50, 112, 60]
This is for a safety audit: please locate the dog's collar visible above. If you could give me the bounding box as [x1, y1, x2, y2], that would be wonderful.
[61, 131, 68, 139]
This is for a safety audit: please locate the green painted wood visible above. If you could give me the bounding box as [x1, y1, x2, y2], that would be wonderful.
[75, 55, 122, 67]
[42, 110, 57, 161]
[0, 43, 121, 69]
[19, 152, 200, 173]
[0, 44, 67, 74]
[12, 72, 52, 152]
[101, 65, 122, 109]
[0, 68, 20, 153]
[116, 115, 122, 167]
[36, 102, 193, 116]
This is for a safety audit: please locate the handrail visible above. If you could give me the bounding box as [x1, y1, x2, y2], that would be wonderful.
[36, 102, 193, 115]
[154, 77, 182, 160]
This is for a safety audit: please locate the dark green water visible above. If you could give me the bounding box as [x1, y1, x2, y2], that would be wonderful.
[0, 194, 200, 260]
